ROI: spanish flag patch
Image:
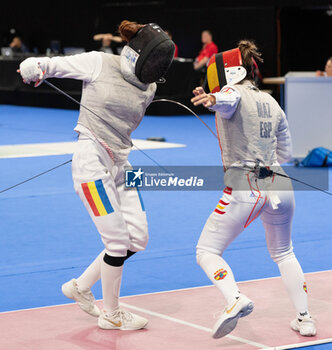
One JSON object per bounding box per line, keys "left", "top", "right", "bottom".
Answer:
{"left": 81, "top": 180, "right": 114, "bottom": 216}
{"left": 214, "top": 199, "right": 229, "bottom": 215}
{"left": 214, "top": 268, "right": 228, "bottom": 280}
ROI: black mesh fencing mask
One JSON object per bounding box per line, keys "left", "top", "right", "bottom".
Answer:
{"left": 128, "top": 23, "right": 175, "bottom": 83}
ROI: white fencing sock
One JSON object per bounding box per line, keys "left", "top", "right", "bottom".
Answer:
{"left": 76, "top": 250, "right": 105, "bottom": 291}
{"left": 101, "top": 260, "right": 123, "bottom": 313}
{"left": 278, "top": 257, "right": 309, "bottom": 317}
{"left": 197, "top": 250, "right": 240, "bottom": 305}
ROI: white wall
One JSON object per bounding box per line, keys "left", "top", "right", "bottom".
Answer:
{"left": 285, "top": 72, "right": 332, "bottom": 158}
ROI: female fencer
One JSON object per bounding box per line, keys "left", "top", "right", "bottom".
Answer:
{"left": 191, "top": 40, "right": 316, "bottom": 339}
{"left": 19, "top": 20, "right": 175, "bottom": 330}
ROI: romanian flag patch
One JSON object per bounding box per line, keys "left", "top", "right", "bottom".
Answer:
{"left": 81, "top": 180, "right": 114, "bottom": 216}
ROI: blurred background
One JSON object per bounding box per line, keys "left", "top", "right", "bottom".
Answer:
{"left": 0, "top": 0, "right": 332, "bottom": 114}
{"left": 1, "top": 1, "right": 332, "bottom": 72}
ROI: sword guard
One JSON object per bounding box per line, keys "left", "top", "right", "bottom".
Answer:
{"left": 253, "top": 159, "right": 273, "bottom": 179}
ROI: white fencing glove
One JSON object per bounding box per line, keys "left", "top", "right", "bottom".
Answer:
{"left": 18, "top": 57, "right": 46, "bottom": 87}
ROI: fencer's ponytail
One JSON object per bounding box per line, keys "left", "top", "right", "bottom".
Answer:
{"left": 118, "top": 20, "right": 144, "bottom": 42}
{"left": 238, "top": 40, "right": 263, "bottom": 79}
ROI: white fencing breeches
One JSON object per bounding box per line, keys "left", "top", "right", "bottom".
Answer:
{"left": 197, "top": 179, "right": 295, "bottom": 264}
{"left": 196, "top": 178, "right": 311, "bottom": 315}
{"left": 72, "top": 136, "right": 148, "bottom": 257}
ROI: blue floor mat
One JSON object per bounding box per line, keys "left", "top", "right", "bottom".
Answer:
{"left": 0, "top": 105, "right": 331, "bottom": 315}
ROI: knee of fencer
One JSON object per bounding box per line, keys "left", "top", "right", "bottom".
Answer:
{"left": 270, "top": 247, "right": 295, "bottom": 264}
{"left": 196, "top": 248, "right": 203, "bottom": 266}
{"left": 196, "top": 248, "right": 218, "bottom": 266}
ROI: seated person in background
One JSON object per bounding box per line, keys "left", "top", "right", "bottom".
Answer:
{"left": 165, "top": 30, "right": 178, "bottom": 58}
{"left": 93, "top": 33, "right": 123, "bottom": 54}
{"left": 194, "top": 30, "right": 218, "bottom": 71}
{"left": 315, "top": 57, "right": 332, "bottom": 76}
{"left": 9, "top": 36, "right": 29, "bottom": 53}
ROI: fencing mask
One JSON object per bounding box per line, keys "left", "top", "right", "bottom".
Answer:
{"left": 121, "top": 23, "right": 175, "bottom": 84}
{"left": 206, "top": 48, "right": 247, "bottom": 93}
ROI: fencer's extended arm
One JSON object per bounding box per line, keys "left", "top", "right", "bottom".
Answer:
{"left": 209, "top": 86, "right": 241, "bottom": 119}
{"left": 19, "top": 51, "right": 103, "bottom": 85}
{"left": 93, "top": 33, "right": 123, "bottom": 43}
{"left": 276, "top": 111, "right": 292, "bottom": 164}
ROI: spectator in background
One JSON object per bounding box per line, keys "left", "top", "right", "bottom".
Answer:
{"left": 165, "top": 30, "right": 178, "bottom": 58}
{"left": 93, "top": 33, "right": 123, "bottom": 54}
{"left": 9, "top": 36, "right": 29, "bottom": 53}
{"left": 194, "top": 30, "right": 218, "bottom": 71}
{"left": 315, "top": 57, "right": 332, "bottom": 77}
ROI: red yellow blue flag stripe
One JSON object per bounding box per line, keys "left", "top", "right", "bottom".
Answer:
{"left": 81, "top": 180, "right": 114, "bottom": 216}
{"left": 137, "top": 188, "right": 145, "bottom": 212}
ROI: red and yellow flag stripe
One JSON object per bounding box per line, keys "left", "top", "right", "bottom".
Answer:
{"left": 214, "top": 199, "right": 229, "bottom": 215}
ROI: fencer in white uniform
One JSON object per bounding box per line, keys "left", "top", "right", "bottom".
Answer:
{"left": 191, "top": 41, "right": 316, "bottom": 338}
{"left": 19, "top": 21, "right": 175, "bottom": 331}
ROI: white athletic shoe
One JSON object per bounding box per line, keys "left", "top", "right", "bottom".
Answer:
{"left": 61, "top": 279, "right": 100, "bottom": 317}
{"left": 291, "top": 314, "right": 316, "bottom": 336}
{"left": 211, "top": 294, "right": 254, "bottom": 339}
{"left": 98, "top": 308, "right": 148, "bottom": 330}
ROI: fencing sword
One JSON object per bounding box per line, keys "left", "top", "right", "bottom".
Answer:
{"left": 151, "top": 98, "right": 332, "bottom": 197}
{"left": 151, "top": 98, "right": 218, "bottom": 139}
{"left": 43, "top": 80, "right": 169, "bottom": 173}
{"left": 0, "top": 79, "right": 171, "bottom": 195}
{"left": 1, "top": 82, "right": 331, "bottom": 196}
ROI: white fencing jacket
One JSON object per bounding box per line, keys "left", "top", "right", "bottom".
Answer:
{"left": 38, "top": 51, "right": 157, "bottom": 163}
{"left": 210, "top": 80, "right": 292, "bottom": 169}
